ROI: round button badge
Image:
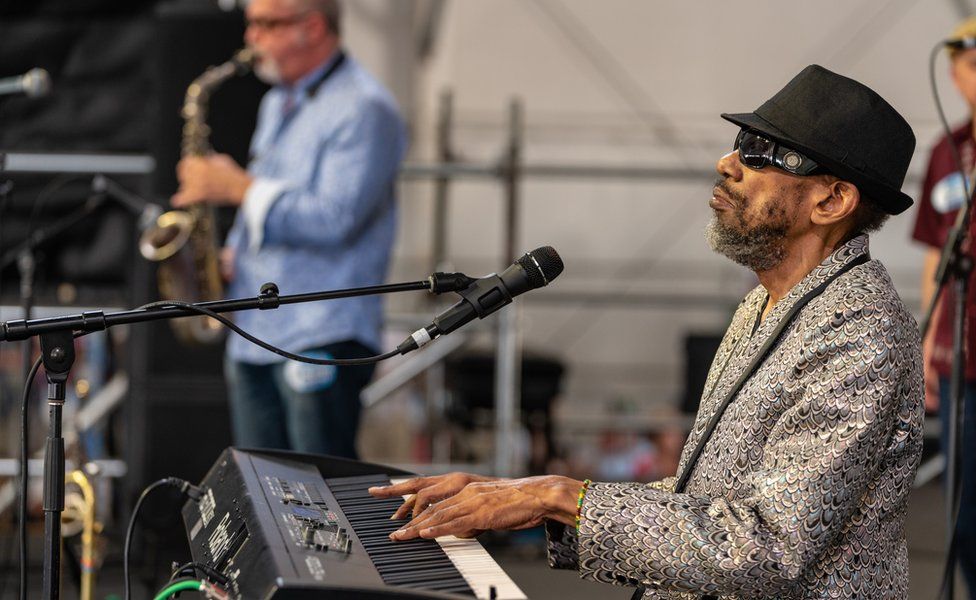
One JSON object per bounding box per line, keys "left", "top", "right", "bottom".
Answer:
{"left": 783, "top": 151, "right": 803, "bottom": 171}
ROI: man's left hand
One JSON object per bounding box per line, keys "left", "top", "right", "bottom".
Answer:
{"left": 388, "top": 475, "right": 581, "bottom": 541}
{"left": 171, "top": 154, "right": 253, "bottom": 208}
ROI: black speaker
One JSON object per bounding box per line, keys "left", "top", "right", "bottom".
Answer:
{"left": 0, "top": 3, "right": 157, "bottom": 307}
{"left": 681, "top": 333, "right": 723, "bottom": 414}
{"left": 444, "top": 352, "right": 565, "bottom": 473}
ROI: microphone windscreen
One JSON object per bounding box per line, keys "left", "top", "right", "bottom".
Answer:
{"left": 518, "top": 246, "right": 564, "bottom": 288}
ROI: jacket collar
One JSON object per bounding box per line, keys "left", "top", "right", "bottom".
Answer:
{"left": 744, "top": 234, "right": 870, "bottom": 347}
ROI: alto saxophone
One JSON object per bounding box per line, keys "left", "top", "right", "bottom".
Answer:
{"left": 139, "top": 48, "right": 255, "bottom": 344}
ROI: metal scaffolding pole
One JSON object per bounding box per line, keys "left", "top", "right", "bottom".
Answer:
{"left": 494, "top": 99, "right": 524, "bottom": 477}
{"left": 431, "top": 90, "right": 454, "bottom": 272}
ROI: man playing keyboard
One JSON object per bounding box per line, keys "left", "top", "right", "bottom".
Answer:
{"left": 370, "top": 65, "right": 924, "bottom": 600}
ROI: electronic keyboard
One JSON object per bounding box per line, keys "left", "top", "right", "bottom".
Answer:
{"left": 182, "top": 448, "right": 527, "bottom": 599}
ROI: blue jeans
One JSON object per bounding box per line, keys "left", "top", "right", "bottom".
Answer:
{"left": 224, "top": 340, "right": 376, "bottom": 458}
{"left": 939, "top": 376, "right": 976, "bottom": 591}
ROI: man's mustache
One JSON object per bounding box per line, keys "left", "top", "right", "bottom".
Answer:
{"left": 713, "top": 178, "right": 747, "bottom": 208}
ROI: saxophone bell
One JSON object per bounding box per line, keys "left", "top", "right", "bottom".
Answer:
{"left": 138, "top": 210, "right": 195, "bottom": 262}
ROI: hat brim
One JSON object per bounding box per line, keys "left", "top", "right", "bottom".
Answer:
{"left": 721, "top": 112, "right": 913, "bottom": 214}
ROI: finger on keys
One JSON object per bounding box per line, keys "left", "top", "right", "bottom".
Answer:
{"left": 412, "top": 486, "right": 447, "bottom": 518}
{"left": 393, "top": 510, "right": 472, "bottom": 541}
{"left": 391, "top": 495, "right": 417, "bottom": 520}
{"left": 390, "top": 507, "right": 438, "bottom": 540}
{"left": 393, "top": 495, "right": 466, "bottom": 540}
{"left": 391, "top": 517, "right": 437, "bottom": 540}
{"left": 368, "top": 477, "right": 427, "bottom": 497}
{"left": 417, "top": 518, "right": 477, "bottom": 539}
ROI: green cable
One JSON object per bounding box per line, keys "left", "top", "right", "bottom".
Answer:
{"left": 152, "top": 580, "right": 202, "bottom": 600}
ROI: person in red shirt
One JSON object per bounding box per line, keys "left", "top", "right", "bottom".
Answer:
{"left": 912, "top": 15, "right": 976, "bottom": 591}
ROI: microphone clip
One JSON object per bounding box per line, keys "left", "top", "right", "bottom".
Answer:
{"left": 428, "top": 271, "right": 477, "bottom": 294}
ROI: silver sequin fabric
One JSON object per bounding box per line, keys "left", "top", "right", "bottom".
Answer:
{"left": 547, "top": 235, "right": 924, "bottom": 599}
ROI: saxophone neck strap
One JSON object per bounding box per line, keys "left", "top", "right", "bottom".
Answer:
{"left": 305, "top": 50, "right": 347, "bottom": 98}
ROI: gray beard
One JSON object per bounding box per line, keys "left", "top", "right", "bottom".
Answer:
{"left": 705, "top": 216, "right": 790, "bottom": 272}
{"left": 253, "top": 55, "right": 284, "bottom": 85}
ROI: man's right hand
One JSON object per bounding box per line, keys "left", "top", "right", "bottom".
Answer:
{"left": 171, "top": 154, "right": 252, "bottom": 208}
{"left": 368, "top": 472, "right": 502, "bottom": 520}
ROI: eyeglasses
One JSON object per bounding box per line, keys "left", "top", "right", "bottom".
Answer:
{"left": 733, "top": 129, "right": 823, "bottom": 176}
{"left": 245, "top": 12, "right": 310, "bottom": 31}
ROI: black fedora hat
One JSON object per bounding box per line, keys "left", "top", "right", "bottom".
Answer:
{"left": 721, "top": 64, "right": 915, "bottom": 214}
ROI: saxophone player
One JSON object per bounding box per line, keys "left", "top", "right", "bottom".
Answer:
{"left": 171, "top": 0, "right": 407, "bottom": 458}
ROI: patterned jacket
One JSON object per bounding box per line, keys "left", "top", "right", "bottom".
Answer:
{"left": 547, "top": 235, "right": 924, "bottom": 599}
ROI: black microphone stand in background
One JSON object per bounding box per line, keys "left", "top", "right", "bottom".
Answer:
{"left": 0, "top": 175, "right": 157, "bottom": 600}
{"left": 921, "top": 160, "right": 976, "bottom": 600}
{"left": 0, "top": 175, "right": 154, "bottom": 393}
{"left": 0, "top": 174, "right": 160, "bottom": 378}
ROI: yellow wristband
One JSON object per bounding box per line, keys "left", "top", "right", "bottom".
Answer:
{"left": 575, "top": 479, "right": 591, "bottom": 531}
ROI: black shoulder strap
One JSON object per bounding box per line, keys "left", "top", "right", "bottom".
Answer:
{"left": 673, "top": 252, "right": 869, "bottom": 493}
{"left": 305, "top": 50, "right": 346, "bottom": 98}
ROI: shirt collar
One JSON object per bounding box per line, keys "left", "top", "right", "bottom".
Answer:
{"left": 280, "top": 49, "right": 343, "bottom": 99}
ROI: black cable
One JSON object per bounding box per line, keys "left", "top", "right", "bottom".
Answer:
{"left": 939, "top": 478, "right": 963, "bottom": 599}
{"left": 137, "top": 300, "right": 400, "bottom": 366}
{"left": 169, "top": 561, "right": 228, "bottom": 586}
{"left": 15, "top": 295, "right": 400, "bottom": 599}
{"left": 924, "top": 40, "right": 971, "bottom": 342}
{"left": 928, "top": 38, "right": 974, "bottom": 600}
{"left": 0, "top": 181, "right": 16, "bottom": 600}
{"left": 0, "top": 175, "right": 17, "bottom": 600}
{"left": 18, "top": 355, "right": 41, "bottom": 600}
{"left": 124, "top": 477, "right": 202, "bottom": 600}
{"left": 154, "top": 576, "right": 201, "bottom": 599}
{"left": 15, "top": 334, "right": 93, "bottom": 600}
{"left": 930, "top": 41, "right": 971, "bottom": 209}
{"left": 11, "top": 174, "right": 89, "bottom": 600}
{"left": 16, "top": 305, "right": 396, "bottom": 599}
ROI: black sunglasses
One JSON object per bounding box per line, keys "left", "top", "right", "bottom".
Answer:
{"left": 734, "top": 129, "right": 823, "bottom": 176}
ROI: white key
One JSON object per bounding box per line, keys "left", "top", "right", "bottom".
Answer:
{"left": 391, "top": 478, "right": 527, "bottom": 600}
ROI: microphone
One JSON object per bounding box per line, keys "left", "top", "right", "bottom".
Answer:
{"left": 0, "top": 68, "right": 51, "bottom": 98}
{"left": 398, "top": 246, "right": 564, "bottom": 354}
{"left": 946, "top": 38, "right": 976, "bottom": 50}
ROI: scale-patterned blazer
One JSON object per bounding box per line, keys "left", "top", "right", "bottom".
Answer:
{"left": 548, "top": 235, "right": 924, "bottom": 599}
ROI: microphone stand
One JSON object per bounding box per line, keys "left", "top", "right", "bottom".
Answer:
{"left": 0, "top": 175, "right": 163, "bottom": 276}
{"left": 0, "top": 182, "right": 113, "bottom": 407}
{"left": 0, "top": 175, "right": 167, "bottom": 599}
{"left": 922, "top": 161, "right": 976, "bottom": 600}
{"left": 0, "top": 272, "right": 479, "bottom": 600}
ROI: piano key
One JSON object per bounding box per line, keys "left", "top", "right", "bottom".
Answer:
{"left": 378, "top": 479, "right": 527, "bottom": 600}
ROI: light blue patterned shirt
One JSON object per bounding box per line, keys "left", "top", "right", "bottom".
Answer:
{"left": 224, "top": 50, "right": 407, "bottom": 364}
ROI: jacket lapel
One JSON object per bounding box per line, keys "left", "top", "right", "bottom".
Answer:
{"left": 676, "top": 235, "right": 872, "bottom": 480}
